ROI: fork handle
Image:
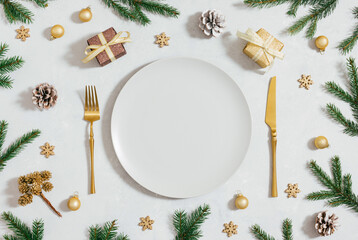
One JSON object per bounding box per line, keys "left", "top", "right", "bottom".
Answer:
{"left": 90, "top": 122, "right": 96, "bottom": 194}
{"left": 271, "top": 130, "right": 277, "bottom": 197}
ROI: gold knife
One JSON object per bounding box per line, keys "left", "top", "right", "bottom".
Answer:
{"left": 265, "top": 76, "right": 277, "bottom": 197}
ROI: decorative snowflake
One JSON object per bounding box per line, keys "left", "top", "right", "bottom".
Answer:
{"left": 285, "top": 183, "right": 301, "bottom": 198}
{"left": 139, "top": 216, "right": 154, "bottom": 231}
{"left": 40, "top": 142, "right": 55, "bottom": 158}
{"left": 222, "top": 221, "right": 238, "bottom": 237}
{"left": 298, "top": 74, "right": 313, "bottom": 90}
{"left": 16, "top": 26, "right": 30, "bottom": 41}
{"left": 155, "top": 32, "right": 170, "bottom": 48}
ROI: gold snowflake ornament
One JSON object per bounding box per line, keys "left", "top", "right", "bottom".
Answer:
{"left": 40, "top": 142, "right": 55, "bottom": 158}
{"left": 16, "top": 26, "right": 30, "bottom": 41}
{"left": 285, "top": 183, "right": 301, "bottom": 198}
{"left": 222, "top": 221, "right": 238, "bottom": 237}
{"left": 139, "top": 216, "right": 154, "bottom": 231}
{"left": 298, "top": 74, "right": 313, "bottom": 90}
{"left": 155, "top": 32, "right": 170, "bottom": 48}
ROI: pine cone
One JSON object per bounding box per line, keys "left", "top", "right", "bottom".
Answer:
{"left": 42, "top": 182, "right": 53, "bottom": 192}
{"left": 18, "top": 183, "right": 29, "bottom": 194}
{"left": 30, "top": 182, "right": 42, "bottom": 195}
{"left": 18, "top": 194, "right": 33, "bottom": 206}
{"left": 315, "top": 211, "right": 338, "bottom": 236}
{"left": 32, "top": 83, "right": 58, "bottom": 110}
{"left": 40, "top": 170, "right": 52, "bottom": 181}
{"left": 199, "top": 9, "right": 226, "bottom": 37}
{"left": 18, "top": 175, "right": 27, "bottom": 185}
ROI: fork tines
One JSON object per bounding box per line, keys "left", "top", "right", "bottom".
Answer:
{"left": 85, "top": 86, "right": 99, "bottom": 112}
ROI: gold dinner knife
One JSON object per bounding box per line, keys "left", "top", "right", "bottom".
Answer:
{"left": 265, "top": 76, "right": 277, "bottom": 197}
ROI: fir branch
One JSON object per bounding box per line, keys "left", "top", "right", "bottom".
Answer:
{"left": 325, "top": 81, "right": 354, "bottom": 103}
{"left": 307, "top": 157, "right": 358, "bottom": 213}
{"left": 338, "top": 7, "right": 358, "bottom": 55}
{"left": 0, "top": 120, "right": 8, "bottom": 152}
{"left": 0, "top": 121, "right": 40, "bottom": 172}
{"left": 89, "top": 225, "right": 103, "bottom": 240}
{"left": 282, "top": 219, "right": 293, "bottom": 240}
{"left": 251, "top": 219, "right": 293, "bottom": 240}
{"left": 88, "top": 220, "right": 129, "bottom": 240}
{"left": 173, "top": 204, "right": 211, "bottom": 240}
{"left": 0, "top": 74, "right": 13, "bottom": 89}
{"left": 133, "top": 0, "right": 179, "bottom": 17}
{"left": 32, "top": 219, "right": 44, "bottom": 240}
{"left": 103, "top": 220, "right": 118, "bottom": 240}
{"left": 1, "top": 212, "right": 33, "bottom": 240}
{"left": 326, "top": 104, "right": 358, "bottom": 136}
{"left": 251, "top": 224, "right": 276, "bottom": 240}
{"left": 28, "top": 0, "right": 48, "bottom": 8}
{"left": 102, "top": 0, "right": 137, "bottom": 21}
{"left": 1, "top": 0, "right": 34, "bottom": 24}
{"left": 0, "top": 43, "right": 9, "bottom": 59}
{"left": 243, "top": 0, "right": 291, "bottom": 8}
{"left": 0, "top": 56, "right": 24, "bottom": 75}
{"left": 115, "top": 233, "right": 129, "bottom": 240}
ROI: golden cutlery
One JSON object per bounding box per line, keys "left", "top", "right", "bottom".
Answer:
{"left": 265, "top": 76, "right": 277, "bottom": 197}
{"left": 84, "top": 86, "right": 100, "bottom": 194}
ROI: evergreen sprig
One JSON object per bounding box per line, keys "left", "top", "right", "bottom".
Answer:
{"left": 1, "top": 211, "right": 44, "bottom": 240}
{"left": 89, "top": 220, "right": 129, "bottom": 240}
{"left": 307, "top": 156, "right": 358, "bottom": 213}
{"left": 173, "top": 204, "right": 211, "bottom": 240}
{"left": 250, "top": 219, "right": 293, "bottom": 240}
{"left": 325, "top": 58, "right": 358, "bottom": 136}
{"left": 0, "top": 0, "right": 48, "bottom": 24}
{"left": 244, "top": 0, "right": 338, "bottom": 39}
{"left": 101, "top": 0, "right": 179, "bottom": 25}
{"left": 0, "top": 43, "right": 24, "bottom": 89}
{"left": 0, "top": 120, "right": 41, "bottom": 172}
{"left": 338, "top": 7, "right": 358, "bottom": 54}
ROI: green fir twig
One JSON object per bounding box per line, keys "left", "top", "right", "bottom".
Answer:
{"left": 0, "top": 43, "right": 24, "bottom": 89}
{"left": 1, "top": 211, "right": 44, "bottom": 240}
{"left": 307, "top": 156, "right": 358, "bottom": 213}
{"left": 325, "top": 58, "right": 358, "bottom": 136}
{"left": 173, "top": 204, "right": 211, "bottom": 240}
{"left": 338, "top": 7, "right": 358, "bottom": 54}
{"left": 88, "top": 220, "right": 129, "bottom": 240}
{"left": 0, "top": 120, "right": 41, "bottom": 172}
{"left": 250, "top": 219, "right": 293, "bottom": 240}
{"left": 101, "top": 0, "right": 179, "bottom": 26}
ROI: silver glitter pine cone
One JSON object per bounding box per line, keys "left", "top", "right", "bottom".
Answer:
{"left": 199, "top": 9, "right": 226, "bottom": 37}
{"left": 315, "top": 211, "right": 338, "bottom": 237}
{"left": 32, "top": 83, "right": 58, "bottom": 110}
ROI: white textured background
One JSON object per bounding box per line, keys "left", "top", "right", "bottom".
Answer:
{"left": 1, "top": 0, "right": 358, "bottom": 239}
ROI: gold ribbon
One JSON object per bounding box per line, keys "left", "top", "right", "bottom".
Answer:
{"left": 236, "top": 28, "right": 284, "bottom": 67}
{"left": 82, "top": 31, "right": 131, "bottom": 64}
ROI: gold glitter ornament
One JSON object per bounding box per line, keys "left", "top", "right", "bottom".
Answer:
{"left": 79, "top": 7, "right": 92, "bottom": 22}
{"left": 50, "top": 25, "right": 65, "bottom": 39}
{"left": 314, "top": 136, "right": 329, "bottom": 149}
{"left": 235, "top": 193, "right": 249, "bottom": 209}
{"left": 67, "top": 193, "right": 81, "bottom": 211}
{"left": 315, "top": 36, "right": 329, "bottom": 53}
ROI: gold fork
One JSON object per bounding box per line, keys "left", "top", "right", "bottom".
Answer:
{"left": 84, "top": 86, "right": 100, "bottom": 194}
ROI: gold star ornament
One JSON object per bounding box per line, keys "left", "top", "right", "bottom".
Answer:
{"left": 40, "top": 142, "right": 55, "bottom": 158}
{"left": 16, "top": 26, "right": 30, "bottom": 41}
{"left": 155, "top": 32, "right": 170, "bottom": 48}
{"left": 139, "top": 216, "right": 154, "bottom": 231}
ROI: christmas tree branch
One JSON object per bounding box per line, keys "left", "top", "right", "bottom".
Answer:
{"left": 251, "top": 219, "right": 293, "bottom": 240}
{"left": 0, "top": 43, "right": 24, "bottom": 89}
{"left": 307, "top": 156, "right": 358, "bottom": 213}
{"left": 338, "top": 7, "right": 358, "bottom": 55}
{"left": 88, "top": 220, "right": 129, "bottom": 240}
{"left": 28, "top": 0, "right": 48, "bottom": 8}
{"left": 0, "top": 0, "right": 34, "bottom": 24}
{"left": 31, "top": 219, "right": 44, "bottom": 240}
{"left": 1, "top": 212, "right": 33, "bottom": 240}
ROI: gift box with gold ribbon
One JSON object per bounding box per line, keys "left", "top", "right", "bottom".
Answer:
{"left": 82, "top": 27, "right": 131, "bottom": 66}
{"left": 237, "top": 28, "right": 284, "bottom": 68}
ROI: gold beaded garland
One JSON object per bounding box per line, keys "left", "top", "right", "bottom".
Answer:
{"left": 314, "top": 136, "right": 329, "bottom": 149}
{"left": 315, "top": 36, "right": 329, "bottom": 53}
{"left": 235, "top": 193, "right": 249, "bottom": 209}
{"left": 50, "top": 25, "right": 65, "bottom": 39}
{"left": 79, "top": 7, "right": 92, "bottom": 22}
{"left": 67, "top": 193, "right": 81, "bottom": 211}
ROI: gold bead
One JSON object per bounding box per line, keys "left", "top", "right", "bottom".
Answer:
{"left": 315, "top": 36, "right": 329, "bottom": 53}
{"left": 50, "top": 24, "right": 64, "bottom": 39}
{"left": 67, "top": 194, "right": 81, "bottom": 211}
{"left": 79, "top": 7, "right": 92, "bottom": 22}
{"left": 314, "top": 136, "right": 329, "bottom": 149}
{"left": 235, "top": 194, "right": 249, "bottom": 209}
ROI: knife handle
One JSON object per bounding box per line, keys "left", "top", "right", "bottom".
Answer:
{"left": 271, "top": 130, "right": 278, "bottom": 197}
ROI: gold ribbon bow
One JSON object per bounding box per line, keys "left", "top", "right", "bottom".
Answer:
{"left": 236, "top": 28, "right": 284, "bottom": 67}
{"left": 82, "top": 31, "right": 131, "bottom": 64}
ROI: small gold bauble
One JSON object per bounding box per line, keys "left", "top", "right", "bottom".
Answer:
{"left": 67, "top": 194, "right": 81, "bottom": 211}
{"left": 50, "top": 24, "right": 65, "bottom": 39}
{"left": 314, "top": 136, "right": 329, "bottom": 149}
{"left": 79, "top": 7, "right": 92, "bottom": 22}
{"left": 315, "top": 36, "right": 329, "bottom": 53}
{"left": 235, "top": 194, "right": 249, "bottom": 209}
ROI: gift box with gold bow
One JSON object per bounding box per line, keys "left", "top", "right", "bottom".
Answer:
{"left": 237, "top": 28, "right": 284, "bottom": 68}
{"left": 82, "top": 27, "right": 131, "bottom": 66}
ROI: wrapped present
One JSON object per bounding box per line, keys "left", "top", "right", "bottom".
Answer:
{"left": 237, "top": 28, "right": 284, "bottom": 68}
{"left": 82, "top": 27, "right": 131, "bottom": 66}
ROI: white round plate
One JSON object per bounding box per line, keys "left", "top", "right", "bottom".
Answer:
{"left": 111, "top": 58, "right": 251, "bottom": 198}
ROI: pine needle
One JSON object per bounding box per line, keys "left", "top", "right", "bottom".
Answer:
{"left": 88, "top": 220, "right": 129, "bottom": 240}
{"left": 1, "top": 212, "right": 33, "bottom": 240}
{"left": 282, "top": 219, "right": 293, "bottom": 240}
{"left": 251, "top": 219, "right": 293, "bottom": 240}
{"left": 1, "top": 0, "right": 34, "bottom": 24}
{"left": 28, "top": 0, "right": 48, "bottom": 8}
{"left": 0, "top": 75, "right": 13, "bottom": 89}
{"left": 250, "top": 224, "right": 276, "bottom": 240}
{"left": 0, "top": 42, "right": 24, "bottom": 89}
{"left": 338, "top": 7, "right": 358, "bottom": 55}
{"left": 32, "top": 219, "right": 44, "bottom": 240}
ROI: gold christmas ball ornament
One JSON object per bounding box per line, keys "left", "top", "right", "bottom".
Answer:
{"left": 79, "top": 7, "right": 92, "bottom": 22}
{"left": 314, "top": 136, "right": 329, "bottom": 149}
{"left": 67, "top": 193, "right": 81, "bottom": 211}
{"left": 50, "top": 24, "right": 64, "bottom": 40}
{"left": 235, "top": 193, "right": 249, "bottom": 209}
{"left": 315, "top": 36, "right": 329, "bottom": 53}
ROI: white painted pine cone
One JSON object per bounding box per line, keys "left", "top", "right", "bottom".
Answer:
{"left": 199, "top": 9, "right": 226, "bottom": 37}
